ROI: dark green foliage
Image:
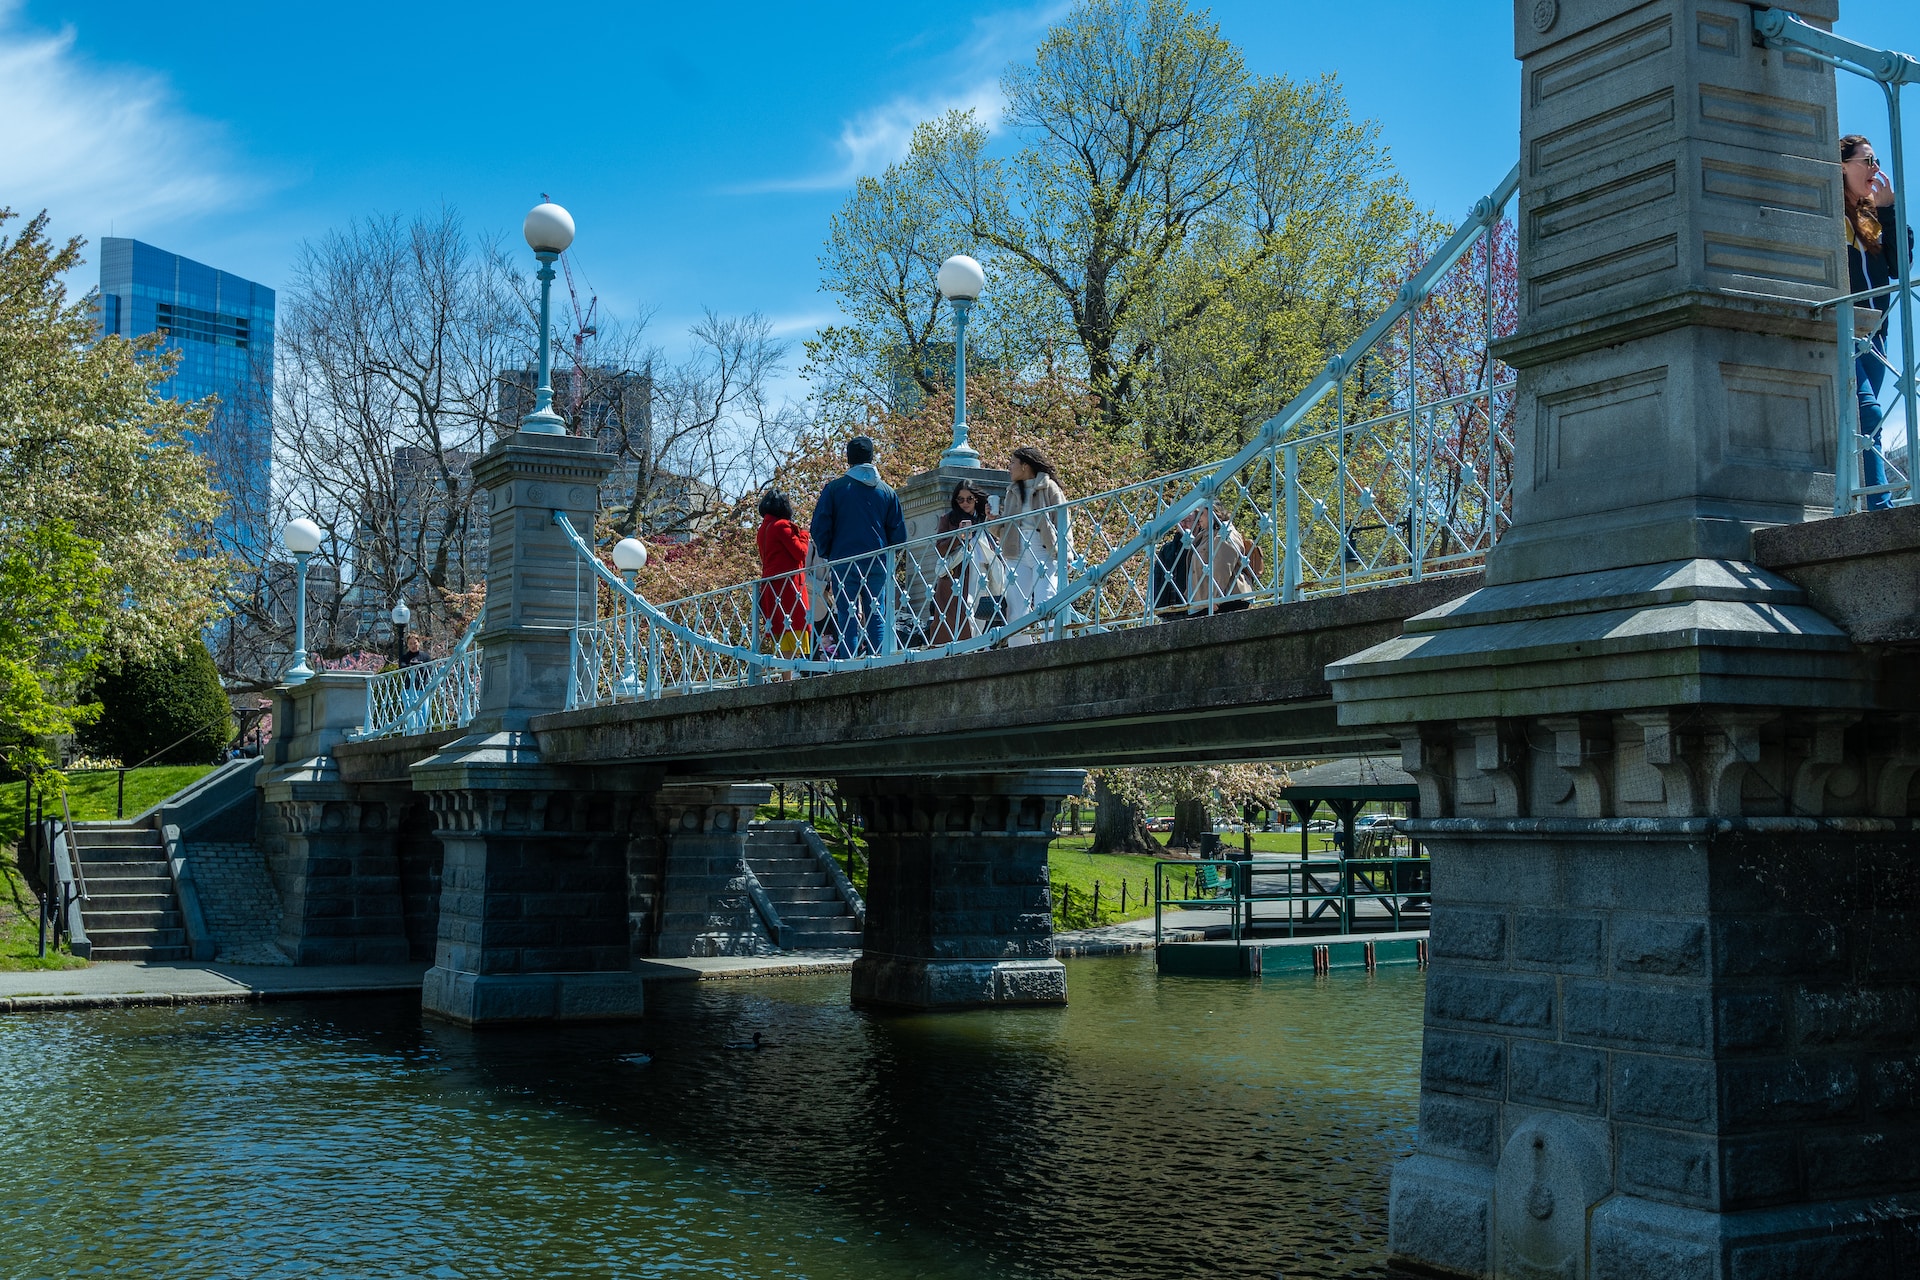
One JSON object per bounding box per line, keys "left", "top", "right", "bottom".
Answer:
{"left": 81, "top": 644, "right": 232, "bottom": 766}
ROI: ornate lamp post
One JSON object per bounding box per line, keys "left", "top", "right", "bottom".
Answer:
{"left": 519, "top": 201, "right": 577, "bottom": 435}
{"left": 937, "top": 254, "right": 986, "bottom": 467}
{"left": 390, "top": 598, "right": 411, "bottom": 665}
{"left": 611, "top": 537, "right": 649, "bottom": 696}
{"left": 282, "top": 517, "right": 324, "bottom": 684}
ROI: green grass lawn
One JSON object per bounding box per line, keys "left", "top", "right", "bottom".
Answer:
{"left": 763, "top": 804, "right": 1364, "bottom": 933}
{"left": 0, "top": 765, "right": 216, "bottom": 847}
{"left": 0, "top": 765, "right": 216, "bottom": 972}
{"left": 0, "top": 842, "right": 87, "bottom": 971}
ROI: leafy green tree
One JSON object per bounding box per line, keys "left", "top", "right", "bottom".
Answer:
{"left": 813, "top": 0, "right": 1423, "bottom": 464}
{"left": 0, "top": 208, "right": 230, "bottom": 772}
{"left": 81, "top": 642, "right": 234, "bottom": 766}
{"left": 0, "top": 523, "right": 112, "bottom": 774}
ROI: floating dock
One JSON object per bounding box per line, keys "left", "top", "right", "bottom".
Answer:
{"left": 1157, "top": 929, "right": 1429, "bottom": 978}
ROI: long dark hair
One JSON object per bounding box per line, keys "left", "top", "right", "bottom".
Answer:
{"left": 758, "top": 489, "right": 794, "bottom": 522}
{"left": 1011, "top": 445, "right": 1057, "bottom": 481}
{"left": 1842, "top": 134, "right": 1884, "bottom": 254}
{"left": 947, "top": 482, "right": 985, "bottom": 522}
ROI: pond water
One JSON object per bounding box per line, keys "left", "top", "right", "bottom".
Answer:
{"left": 0, "top": 955, "right": 1423, "bottom": 1279}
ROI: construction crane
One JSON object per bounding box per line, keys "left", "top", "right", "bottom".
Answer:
{"left": 560, "top": 247, "right": 598, "bottom": 426}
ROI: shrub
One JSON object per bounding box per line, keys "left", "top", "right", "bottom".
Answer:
{"left": 80, "top": 643, "right": 232, "bottom": 766}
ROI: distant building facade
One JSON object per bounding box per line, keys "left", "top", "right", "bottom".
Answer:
{"left": 344, "top": 445, "right": 489, "bottom": 642}
{"left": 496, "top": 363, "right": 718, "bottom": 541}
{"left": 97, "top": 238, "right": 275, "bottom": 557}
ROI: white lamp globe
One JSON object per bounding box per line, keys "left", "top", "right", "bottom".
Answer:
{"left": 390, "top": 599, "right": 411, "bottom": 627}
{"left": 611, "top": 538, "right": 649, "bottom": 572}
{"left": 282, "top": 517, "right": 324, "bottom": 555}
{"left": 523, "top": 202, "right": 576, "bottom": 254}
{"left": 937, "top": 254, "right": 985, "bottom": 301}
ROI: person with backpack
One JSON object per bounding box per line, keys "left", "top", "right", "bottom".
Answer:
{"left": 808, "top": 435, "right": 907, "bottom": 658}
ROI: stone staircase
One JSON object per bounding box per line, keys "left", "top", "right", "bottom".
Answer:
{"left": 745, "top": 823, "right": 863, "bottom": 950}
{"left": 71, "top": 826, "right": 189, "bottom": 962}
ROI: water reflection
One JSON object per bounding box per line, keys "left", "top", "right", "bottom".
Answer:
{"left": 0, "top": 956, "right": 1421, "bottom": 1279}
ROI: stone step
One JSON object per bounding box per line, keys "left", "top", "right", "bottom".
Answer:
{"left": 77, "top": 858, "right": 171, "bottom": 879}
{"left": 85, "top": 892, "right": 174, "bottom": 913}
{"left": 81, "top": 874, "right": 174, "bottom": 896}
{"left": 764, "top": 886, "right": 842, "bottom": 904}
{"left": 73, "top": 838, "right": 165, "bottom": 859}
{"left": 776, "top": 901, "right": 855, "bottom": 919}
{"left": 755, "top": 871, "right": 828, "bottom": 889}
{"left": 746, "top": 831, "right": 806, "bottom": 846}
{"left": 89, "top": 944, "right": 191, "bottom": 962}
{"left": 747, "top": 853, "right": 818, "bottom": 870}
{"left": 87, "top": 926, "right": 186, "bottom": 950}
{"left": 86, "top": 908, "right": 181, "bottom": 931}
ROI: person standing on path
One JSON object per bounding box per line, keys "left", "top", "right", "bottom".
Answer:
{"left": 1842, "top": 133, "right": 1908, "bottom": 511}
{"left": 755, "top": 489, "right": 811, "bottom": 660}
{"left": 808, "top": 435, "right": 907, "bottom": 658}
{"left": 999, "top": 444, "right": 1070, "bottom": 647}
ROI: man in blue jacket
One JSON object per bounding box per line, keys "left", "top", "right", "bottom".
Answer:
{"left": 809, "top": 435, "right": 907, "bottom": 658}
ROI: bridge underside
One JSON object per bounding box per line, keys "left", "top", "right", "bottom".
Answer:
{"left": 524, "top": 576, "right": 1476, "bottom": 779}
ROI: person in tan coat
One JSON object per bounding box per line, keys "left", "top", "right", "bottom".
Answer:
{"left": 999, "top": 445, "right": 1070, "bottom": 646}
{"left": 1184, "top": 500, "right": 1263, "bottom": 616}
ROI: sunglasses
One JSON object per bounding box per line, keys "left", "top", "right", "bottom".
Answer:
{"left": 1848, "top": 154, "right": 1881, "bottom": 169}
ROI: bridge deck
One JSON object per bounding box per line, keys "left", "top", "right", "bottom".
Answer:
{"left": 529, "top": 575, "right": 1479, "bottom": 778}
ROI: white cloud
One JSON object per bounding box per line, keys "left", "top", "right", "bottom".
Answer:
{"left": 765, "top": 309, "right": 839, "bottom": 339}
{"left": 0, "top": 3, "right": 252, "bottom": 244}
{"left": 726, "top": 2, "right": 1068, "bottom": 195}
{"left": 729, "top": 78, "right": 1005, "bottom": 195}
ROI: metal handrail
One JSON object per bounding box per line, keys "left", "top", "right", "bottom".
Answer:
{"left": 1757, "top": 10, "right": 1917, "bottom": 514}
{"left": 353, "top": 609, "right": 486, "bottom": 740}
{"left": 1152, "top": 855, "right": 1431, "bottom": 947}
{"left": 562, "top": 164, "right": 1522, "bottom": 703}
{"left": 57, "top": 788, "right": 89, "bottom": 904}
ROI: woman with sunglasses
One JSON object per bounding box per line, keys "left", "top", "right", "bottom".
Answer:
{"left": 929, "top": 481, "right": 996, "bottom": 645}
{"left": 1842, "top": 134, "right": 1907, "bottom": 510}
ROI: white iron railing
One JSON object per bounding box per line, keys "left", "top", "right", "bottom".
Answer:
{"left": 561, "top": 164, "right": 1521, "bottom": 707}
{"left": 353, "top": 612, "right": 485, "bottom": 740}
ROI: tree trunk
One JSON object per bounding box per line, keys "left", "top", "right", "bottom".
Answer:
{"left": 1069, "top": 799, "right": 1082, "bottom": 835}
{"left": 1088, "top": 776, "right": 1159, "bottom": 856}
{"left": 1170, "top": 797, "right": 1209, "bottom": 851}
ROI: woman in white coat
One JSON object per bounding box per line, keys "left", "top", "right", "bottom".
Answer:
{"left": 998, "top": 445, "right": 1070, "bottom": 647}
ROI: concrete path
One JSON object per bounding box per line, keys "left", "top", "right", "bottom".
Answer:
{"left": 0, "top": 951, "right": 866, "bottom": 1015}
{"left": 0, "top": 961, "right": 429, "bottom": 1012}
{"left": 1051, "top": 910, "right": 1214, "bottom": 957}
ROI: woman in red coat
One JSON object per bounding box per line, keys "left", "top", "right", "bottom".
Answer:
{"left": 756, "top": 490, "right": 810, "bottom": 657}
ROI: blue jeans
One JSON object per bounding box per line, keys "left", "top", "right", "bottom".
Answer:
{"left": 830, "top": 557, "right": 888, "bottom": 658}
{"left": 1857, "top": 337, "right": 1891, "bottom": 511}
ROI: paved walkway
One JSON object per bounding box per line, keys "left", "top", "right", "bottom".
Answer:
{"left": 1050, "top": 910, "right": 1214, "bottom": 957}
{"left": 0, "top": 961, "right": 429, "bottom": 1012}
{"left": 0, "top": 951, "right": 865, "bottom": 1014}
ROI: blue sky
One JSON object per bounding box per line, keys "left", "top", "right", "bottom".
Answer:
{"left": 3, "top": 0, "right": 1917, "bottom": 404}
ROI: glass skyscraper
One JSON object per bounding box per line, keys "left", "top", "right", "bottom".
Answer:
{"left": 97, "top": 238, "right": 275, "bottom": 556}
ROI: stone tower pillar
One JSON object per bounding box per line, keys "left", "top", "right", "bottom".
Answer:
{"left": 1488, "top": 0, "right": 1841, "bottom": 585}
{"left": 1328, "top": 3, "right": 1920, "bottom": 1276}
{"left": 412, "top": 431, "right": 660, "bottom": 1026}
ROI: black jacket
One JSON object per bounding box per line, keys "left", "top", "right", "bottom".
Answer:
{"left": 1848, "top": 204, "right": 1909, "bottom": 332}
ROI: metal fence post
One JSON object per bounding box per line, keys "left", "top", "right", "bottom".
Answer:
{"left": 1053, "top": 505, "right": 1070, "bottom": 640}
{"left": 1283, "top": 445, "right": 1301, "bottom": 604}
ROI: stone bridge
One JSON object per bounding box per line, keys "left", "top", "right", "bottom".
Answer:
{"left": 222, "top": 3, "right": 1920, "bottom": 1275}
